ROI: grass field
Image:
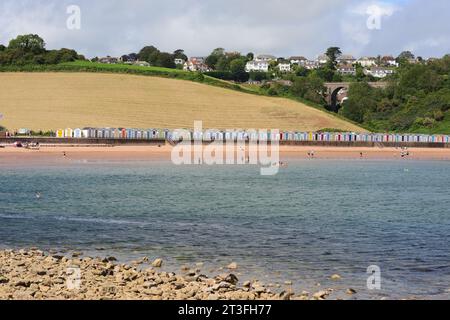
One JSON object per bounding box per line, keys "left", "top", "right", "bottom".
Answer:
{"left": 0, "top": 72, "right": 364, "bottom": 132}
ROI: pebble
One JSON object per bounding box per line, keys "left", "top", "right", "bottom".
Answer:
{"left": 227, "top": 262, "right": 238, "bottom": 270}
{"left": 152, "top": 259, "right": 163, "bottom": 268}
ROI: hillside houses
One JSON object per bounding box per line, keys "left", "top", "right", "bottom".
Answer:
{"left": 337, "top": 65, "right": 356, "bottom": 76}
{"left": 245, "top": 60, "right": 270, "bottom": 72}
{"left": 357, "top": 57, "right": 377, "bottom": 68}
{"left": 254, "top": 54, "right": 277, "bottom": 62}
{"left": 364, "top": 67, "right": 395, "bottom": 78}
{"left": 98, "top": 56, "right": 118, "bottom": 64}
{"left": 277, "top": 62, "right": 291, "bottom": 72}
{"left": 183, "top": 57, "right": 211, "bottom": 72}
{"left": 337, "top": 54, "right": 356, "bottom": 65}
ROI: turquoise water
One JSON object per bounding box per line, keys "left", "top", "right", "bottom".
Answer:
{"left": 0, "top": 160, "right": 449, "bottom": 299}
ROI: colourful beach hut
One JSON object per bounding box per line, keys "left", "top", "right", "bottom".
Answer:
{"left": 73, "top": 128, "right": 82, "bottom": 138}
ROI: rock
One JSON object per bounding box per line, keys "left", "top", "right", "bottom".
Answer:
{"left": 227, "top": 262, "right": 238, "bottom": 270}
{"left": 221, "top": 274, "right": 239, "bottom": 285}
{"left": 15, "top": 280, "right": 31, "bottom": 288}
{"left": 0, "top": 276, "right": 9, "bottom": 284}
{"left": 279, "top": 290, "right": 294, "bottom": 300}
{"left": 243, "top": 281, "right": 251, "bottom": 288}
{"left": 346, "top": 288, "right": 357, "bottom": 295}
{"left": 103, "top": 256, "right": 117, "bottom": 262}
{"left": 36, "top": 270, "right": 47, "bottom": 276}
{"left": 313, "top": 290, "right": 330, "bottom": 300}
{"left": 284, "top": 281, "right": 293, "bottom": 285}
{"left": 72, "top": 252, "right": 82, "bottom": 258}
{"left": 152, "top": 259, "right": 163, "bottom": 268}
{"left": 331, "top": 274, "right": 342, "bottom": 280}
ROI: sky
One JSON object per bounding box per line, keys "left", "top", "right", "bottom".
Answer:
{"left": 0, "top": 0, "right": 449, "bottom": 59}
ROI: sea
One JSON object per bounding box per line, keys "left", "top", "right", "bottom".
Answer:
{"left": 0, "top": 159, "right": 449, "bottom": 299}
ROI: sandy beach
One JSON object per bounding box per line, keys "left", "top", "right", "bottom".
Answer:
{"left": 1, "top": 144, "right": 450, "bottom": 165}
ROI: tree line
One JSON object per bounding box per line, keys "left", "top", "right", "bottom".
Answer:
{"left": 0, "top": 34, "right": 84, "bottom": 65}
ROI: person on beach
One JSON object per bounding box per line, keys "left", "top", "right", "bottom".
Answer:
{"left": 63, "top": 151, "right": 67, "bottom": 158}
{"left": 360, "top": 152, "right": 363, "bottom": 158}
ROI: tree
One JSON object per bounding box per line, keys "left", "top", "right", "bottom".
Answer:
{"left": 156, "top": 52, "right": 176, "bottom": 68}
{"left": 138, "top": 46, "right": 159, "bottom": 62}
{"left": 341, "top": 82, "right": 377, "bottom": 123}
{"left": 246, "top": 52, "right": 254, "bottom": 61}
{"left": 325, "top": 47, "right": 342, "bottom": 70}
{"left": 8, "top": 34, "right": 45, "bottom": 54}
{"left": 397, "top": 51, "right": 415, "bottom": 61}
{"left": 173, "top": 49, "right": 188, "bottom": 61}
{"left": 0, "top": 45, "right": 5, "bottom": 52}
{"left": 230, "top": 59, "right": 248, "bottom": 82}
{"left": 205, "top": 48, "right": 226, "bottom": 70}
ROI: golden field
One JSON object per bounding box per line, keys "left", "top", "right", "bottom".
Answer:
{"left": 0, "top": 72, "right": 364, "bottom": 132}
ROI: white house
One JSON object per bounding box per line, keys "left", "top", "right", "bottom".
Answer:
{"left": 304, "top": 60, "right": 319, "bottom": 70}
{"left": 365, "top": 67, "right": 395, "bottom": 78}
{"left": 245, "top": 60, "right": 270, "bottom": 72}
{"left": 289, "top": 56, "right": 308, "bottom": 65}
{"left": 277, "top": 62, "right": 291, "bottom": 72}
{"left": 337, "top": 65, "right": 356, "bottom": 76}
{"left": 357, "top": 57, "right": 377, "bottom": 68}
{"left": 254, "top": 54, "right": 276, "bottom": 62}
{"left": 381, "top": 56, "right": 398, "bottom": 67}
{"left": 317, "top": 54, "right": 329, "bottom": 65}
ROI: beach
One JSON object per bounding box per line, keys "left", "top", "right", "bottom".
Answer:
{"left": 0, "top": 249, "right": 336, "bottom": 300}
{"left": 1, "top": 144, "right": 450, "bottom": 165}
{"left": 1, "top": 144, "right": 450, "bottom": 300}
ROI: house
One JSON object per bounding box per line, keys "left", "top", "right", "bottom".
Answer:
{"left": 357, "top": 57, "right": 377, "bottom": 68}
{"left": 304, "top": 60, "right": 319, "bottom": 70}
{"left": 98, "top": 56, "right": 118, "bottom": 64}
{"left": 277, "top": 62, "right": 291, "bottom": 72}
{"left": 174, "top": 58, "right": 185, "bottom": 65}
{"left": 289, "top": 56, "right": 308, "bottom": 65}
{"left": 364, "top": 67, "right": 395, "bottom": 78}
{"left": 245, "top": 60, "right": 270, "bottom": 72}
{"left": 337, "top": 65, "right": 356, "bottom": 76}
{"left": 133, "top": 61, "right": 150, "bottom": 67}
{"left": 317, "top": 54, "right": 329, "bottom": 65}
{"left": 381, "top": 56, "right": 398, "bottom": 67}
{"left": 254, "top": 54, "right": 276, "bottom": 62}
{"left": 337, "top": 54, "right": 356, "bottom": 65}
{"left": 189, "top": 57, "right": 206, "bottom": 63}
{"left": 183, "top": 58, "right": 211, "bottom": 72}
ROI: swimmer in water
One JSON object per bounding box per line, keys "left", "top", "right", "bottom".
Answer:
{"left": 35, "top": 192, "right": 41, "bottom": 199}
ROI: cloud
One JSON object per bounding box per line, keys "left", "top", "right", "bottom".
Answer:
{"left": 0, "top": 0, "right": 448, "bottom": 59}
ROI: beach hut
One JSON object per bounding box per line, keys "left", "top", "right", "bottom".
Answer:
{"left": 56, "top": 129, "right": 64, "bottom": 138}
{"left": 73, "top": 128, "right": 82, "bottom": 138}
{"left": 64, "top": 128, "right": 73, "bottom": 138}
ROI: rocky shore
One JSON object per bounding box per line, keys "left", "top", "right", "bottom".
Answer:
{"left": 0, "top": 249, "right": 347, "bottom": 300}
